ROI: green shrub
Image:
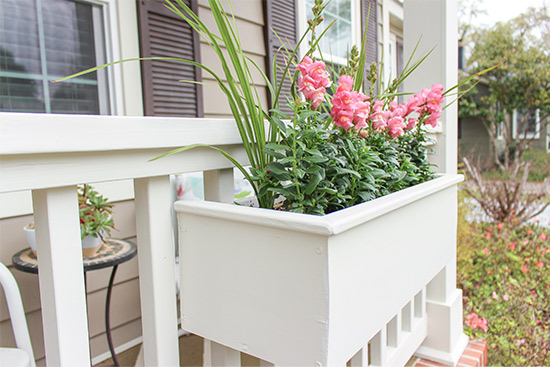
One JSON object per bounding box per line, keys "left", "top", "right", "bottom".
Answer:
{"left": 457, "top": 216, "right": 550, "bottom": 366}
{"left": 521, "top": 150, "right": 550, "bottom": 182}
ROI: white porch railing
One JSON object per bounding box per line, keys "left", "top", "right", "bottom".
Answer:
{"left": 1, "top": 112, "right": 468, "bottom": 366}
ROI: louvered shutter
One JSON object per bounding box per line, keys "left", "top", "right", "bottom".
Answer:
{"left": 362, "top": 0, "right": 378, "bottom": 66}
{"left": 264, "top": 0, "right": 298, "bottom": 117}
{"left": 137, "top": 0, "right": 203, "bottom": 117}
{"left": 362, "top": 0, "right": 378, "bottom": 90}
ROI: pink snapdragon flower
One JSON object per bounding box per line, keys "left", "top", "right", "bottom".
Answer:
{"left": 297, "top": 56, "right": 331, "bottom": 109}
{"left": 331, "top": 75, "right": 370, "bottom": 131}
{"left": 406, "top": 83, "right": 444, "bottom": 128}
{"left": 369, "top": 100, "right": 390, "bottom": 131}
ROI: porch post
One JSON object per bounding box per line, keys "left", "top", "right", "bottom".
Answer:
{"left": 403, "top": 0, "right": 458, "bottom": 175}
{"left": 32, "top": 186, "right": 91, "bottom": 366}
{"left": 134, "top": 176, "right": 179, "bottom": 366}
{"left": 403, "top": 1, "right": 468, "bottom": 365}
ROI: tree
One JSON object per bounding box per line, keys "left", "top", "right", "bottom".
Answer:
{"left": 458, "top": 6, "right": 550, "bottom": 172}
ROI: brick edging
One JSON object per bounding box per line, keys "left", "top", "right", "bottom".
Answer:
{"left": 412, "top": 340, "right": 488, "bottom": 367}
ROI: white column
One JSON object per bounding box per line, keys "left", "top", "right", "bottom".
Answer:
{"left": 403, "top": 0, "right": 458, "bottom": 174}
{"left": 32, "top": 186, "right": 90, "bottom": 366}
{"left": 134, "top": 176, "right": 179, "bottom": 366}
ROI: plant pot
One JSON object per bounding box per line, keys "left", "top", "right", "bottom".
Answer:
{"left": 24, "top": 226, "right": 104, "bottom": 258}
{"left": 81, "top": 235, "right": 103, "bottom": 258}
{"left": 23, "top": 226, "right": 37, "bottom": 256}
{"left": 174, "top": 174, "right": 463, "bottom": 366}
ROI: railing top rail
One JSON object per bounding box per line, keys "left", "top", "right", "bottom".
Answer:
{"left": 0, "top": 113, "right": 247, "bottom": 193}
{"left": 0, "top": 113, "right": 242, "bottom": 155}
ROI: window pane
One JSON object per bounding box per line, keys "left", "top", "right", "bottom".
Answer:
{"left": 516, "top": 108, "right": 537, "bottom": 135}
{"left": 50, "top": 82, "right": 99, "bottom": 114}
{"left": 306, "top": 0, "right": 352, "bottom": 63}
{"left": 0, "top": 0, "right": 42, "bottom": 74}
{"left": 0, "top": 77, "right": 46, "bottom": 112}
{"left": 42, "top": 0, "right": 97, "bottom": 79}
{"left": 0, "top": 0, "right": 106, "bottom": 114}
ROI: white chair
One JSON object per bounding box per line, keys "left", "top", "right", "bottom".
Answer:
{"left": 0, "top": 262, "right": 35, "bottom": 367}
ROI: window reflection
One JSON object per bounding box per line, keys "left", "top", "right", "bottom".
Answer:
{"left": 0, "top": 0, "right": 106, "bottom": 114}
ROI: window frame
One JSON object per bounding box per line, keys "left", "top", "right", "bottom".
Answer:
{"left": 297, "top": 0, "right": 362, "bottom": 66}
{"left": 513, "top": 108, "right": 540, "bottom": 139}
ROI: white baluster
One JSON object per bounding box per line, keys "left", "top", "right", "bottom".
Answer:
{"left": 350, "top": 344, "right": 368, "bottom": 367}
{"left": 204, "top": 168, "right": 235, "bottom": 203}
{"left": 414, "top": 289, "right": 425, "bottom": 319}
{"left": 207, "top": 340, "right": 241, "bottom": 367}
{"left": 134, "top": 176, "right": 179, "bottom": 366}
{"left": 202, "top": 168, "right": 236, "bottom": 366}
{"left": 32, "top": 186, "right": 90, "bottom": 366}
{"left": 368, "top": 328, "right": 387, "bottom": 366}
{"left": 387, "top": 313, "right": 402, "bottom": 348}
{"left": 402, "top": 301, "right": 412, "bottom": 332}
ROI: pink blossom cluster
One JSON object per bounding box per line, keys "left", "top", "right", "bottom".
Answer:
{"left": 367, "top": 83, "right": 445, "bottom": 138}
{"left": 407, "top": 83, "right": 445, "bottom": 128}
{"left": 465, "top": 312, "right": 488, "bottom": 332}
{"left": 330, "top": 75, "right": 370, "bottom": 131}
{"left": 297, "top": 56, "right": 332, "bottom": 109}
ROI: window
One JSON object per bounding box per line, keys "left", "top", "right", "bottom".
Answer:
{"left": 303, "top": 0, "right": 361, "bottom": 66}
{"left": 0, "top": 0, "right": 110, "bottom": 114}
{"left": 514, "top": 108, "right": 540, "bottom": 139}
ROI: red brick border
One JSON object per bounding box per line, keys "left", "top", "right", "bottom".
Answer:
{"left": 412, "top": 340, "right": 488, "bottom": 367}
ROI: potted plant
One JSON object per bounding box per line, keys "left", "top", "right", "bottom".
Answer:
{"left": 24, "top": 184, "right": 114, "bottom": 257}
{"left": 78, "top": 184, "right": 115, "bottom": 257}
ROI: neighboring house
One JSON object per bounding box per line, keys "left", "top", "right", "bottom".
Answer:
{"left": 458, "top": 74, "right": 550, "bottom": 169}
{"left": 0, "top": 0, "right": 408, "bottom": 364}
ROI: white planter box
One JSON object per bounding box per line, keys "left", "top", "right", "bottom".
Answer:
{"left": 175, "top": 174, "right": 463, "bottom": 366}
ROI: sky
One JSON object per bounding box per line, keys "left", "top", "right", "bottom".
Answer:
{"left": 475, "top": 0, "right": 548, "bottom": 26}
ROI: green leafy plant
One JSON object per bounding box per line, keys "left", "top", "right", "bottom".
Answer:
{"left": 457, "top": 218, "right": 550, "bottom": 366}
{"left": 78, "top": 184, "right": 114, "bottom": 240}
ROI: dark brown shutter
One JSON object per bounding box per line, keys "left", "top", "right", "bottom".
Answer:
{"left": 362, "top": 0, "right": 378, "bottom": 67}
{"left": 137, "top": 0, "right": 203, "bottom": 117}
{"left": 264, "top": 0, "right": 298, "bottom": 117}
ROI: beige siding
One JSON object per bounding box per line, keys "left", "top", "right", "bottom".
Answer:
{"left": 0, "top": 200, "right": 140, "bottom": 365}
{"left": 197, "top": 0, "right": 268, "bottom": 118}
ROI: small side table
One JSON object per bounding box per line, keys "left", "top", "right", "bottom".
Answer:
{"left": 12, "top": 238, "right": 137, "bottom": 367}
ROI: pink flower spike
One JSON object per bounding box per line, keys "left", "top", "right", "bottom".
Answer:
{"left": 522, "top": 264, "right": 529, "bottom": 273}
{"left": 503, "top": 294, "right": 509, "bottom": 301}
{"left": 497, "top": 223, "right": 503, "bottom": 230}
{"left": 486, "top": 270, "right": 493, "bottom": 274}
{"left": 508, "top": 243, "right": 516, "bottom": 250}
{"left": 482, "top": 247, "right": 489, "bottom": 255}
{"left": 536, "top": 261, "right": 544, "bottom": 268}
{"left": 492, "top": 291, "right": 499, "bottom": 300}
{"left": 539, "top": 233, "right": 547, "bottom": 241}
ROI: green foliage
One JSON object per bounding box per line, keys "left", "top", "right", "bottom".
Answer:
{"left": 251, "top": 107, "right": 435, "bottom": 215}
{"left": 521, "top": 150, "right": 550, "bottom": 182}
{"left": 457, "top": 210, "right": 550, "bottom": 366}
{"left": 78, "top": 184, "right": 114, "bottom": 240}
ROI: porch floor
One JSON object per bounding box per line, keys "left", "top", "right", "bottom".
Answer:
{"left": 95, "top": 335, "right": 487, "bottom": 367}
